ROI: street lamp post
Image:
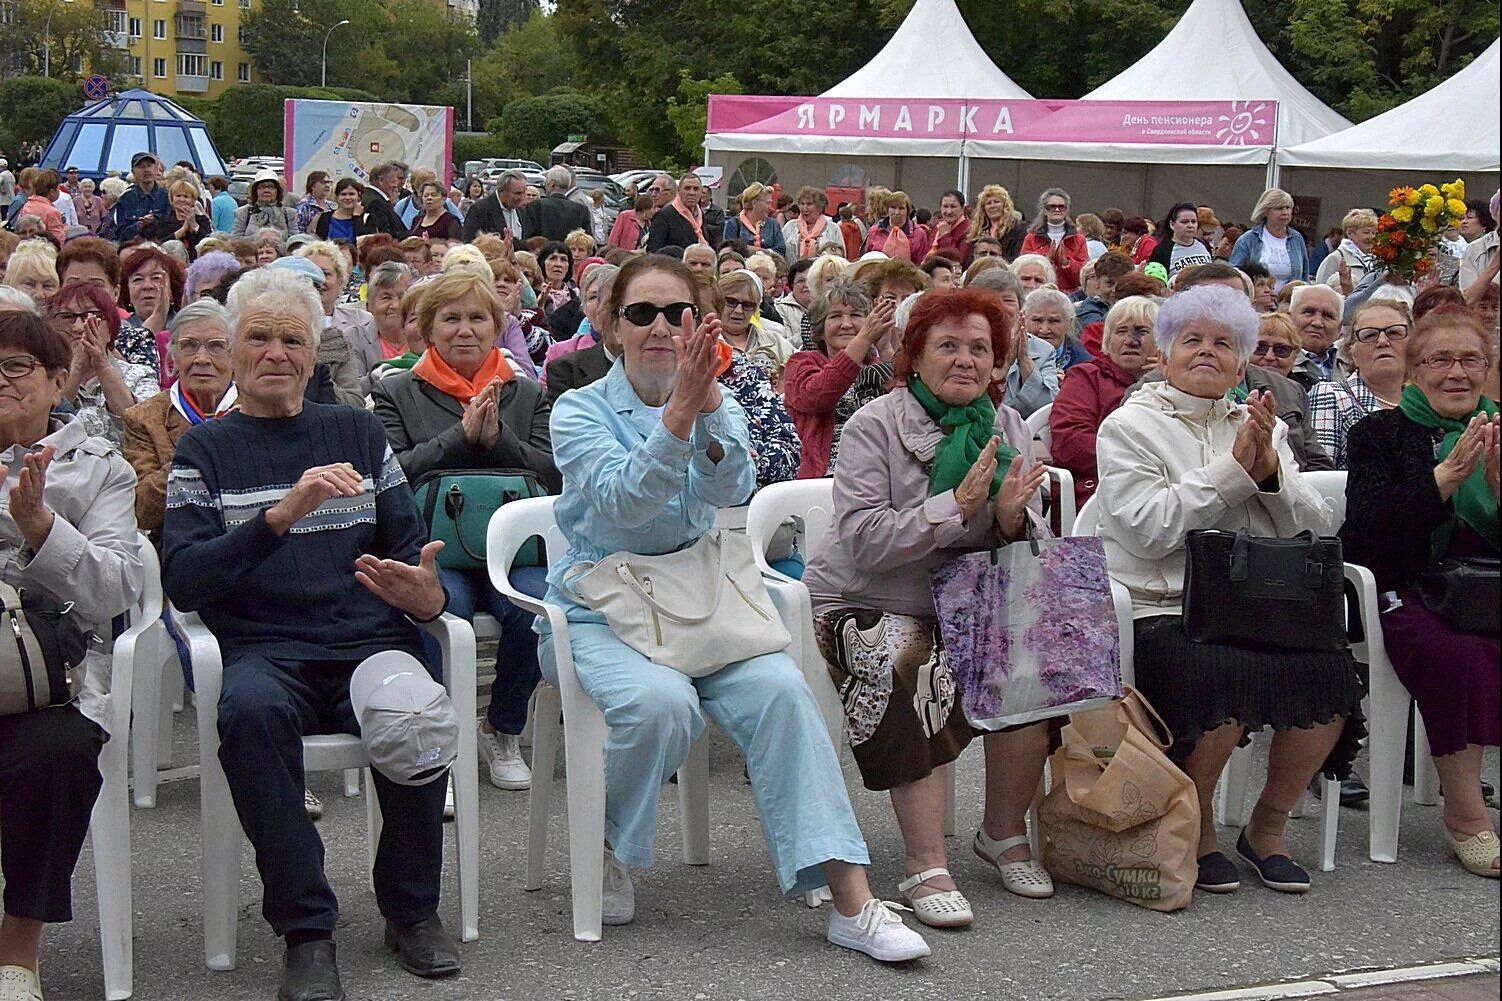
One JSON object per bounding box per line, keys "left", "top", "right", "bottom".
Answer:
{"left": 320, "top": 18, "right": 349, "bottom": 88}
{"left": 42, "top": 0, "right": 63, "bottom": 78}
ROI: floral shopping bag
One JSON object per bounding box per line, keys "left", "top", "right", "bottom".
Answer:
{"left": 930, "top": 537, "right": 1122, "bottom": 730}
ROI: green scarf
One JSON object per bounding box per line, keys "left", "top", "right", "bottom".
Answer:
{"left": 1397, "top": 382, "right": 1499, "bottom": 559}
{"left": 908, "top": 376, "right": 1018, "bottom": 498}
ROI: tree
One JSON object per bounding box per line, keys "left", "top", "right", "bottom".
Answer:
{"left": 476, "top": 0, "right": 538, "bottom": 44}
{"left": 380, "top": 0, "right": 480, "bottom": 106}
{"left": 470, "top": 10, "right": 577, "bottom": 123}
{"left": 0, "top": 75, "right": 83, "bottom": 146}
{"left": 0, "top": 0, "right": 131, "bottom": 81}
{"left": 489, "top": 90, "right": 606, "bottom": 162}
{"left": 241, "top": 0, "right": 392, "bottom": 91}
{"left": 666, "top": 72, "right": 742, "bottom": 164}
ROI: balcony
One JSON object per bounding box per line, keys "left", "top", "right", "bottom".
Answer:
{"left": 176, "top": 73, "right": 209, "bottom": 92}
{"left": 176, "top": 0, "right": 206, "bottom": 12}
{"left": 103, "top": 29, "right": 127, "bottom": 47}
{"left": 174, "top": 16, "right": 206, "bottom": 39}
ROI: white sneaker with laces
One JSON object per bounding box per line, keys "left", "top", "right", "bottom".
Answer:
{"left": 478, "top": 724, "right": 532, "bottom": 790}
{"left": 825, "top": 898, "right": 931, "bottom": 962}
{"left": 0, "top": 964, "right": 43, "bottom": 1001}
{"left": 303, "top": 788, "right": 323, "bottom": 821}
{"left": 602, "top": 851, "right": 635, "bottom": 926}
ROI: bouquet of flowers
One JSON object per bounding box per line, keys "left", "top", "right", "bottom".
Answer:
{"left": 1373, "top": 179, "right": 1467, "bottom": 281}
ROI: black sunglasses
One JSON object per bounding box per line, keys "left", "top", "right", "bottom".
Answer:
{"left": 617, "top": 301, "right": 699, "bottom": 326}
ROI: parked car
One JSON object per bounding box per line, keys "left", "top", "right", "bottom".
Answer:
{"left": 610, "top": 169, "right": 661, "bottom": 193}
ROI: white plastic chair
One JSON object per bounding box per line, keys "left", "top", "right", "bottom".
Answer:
{"left": 88, "top": 535, "right": 168, "bottom": 999}
{"left": 172, "top": 606, "right": 480, "bottom": 970}
{"left": 1025, "top": 403, "right": 1053, "bottom": 462}
{"left": 488, "top": 497, "right": 715, "bottom": 943}
{"left": 1043, "top": 465, "right": 1076, "bottom": 537}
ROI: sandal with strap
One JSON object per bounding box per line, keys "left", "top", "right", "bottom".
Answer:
{"left": 973, "top": 831, "right": 1055, "bottom": 899}
{"left": 1445, "top": 828, "right": 1500, "bottom": 879}
{"left": 896, "top": 868, "right": 973, "bottom": 928}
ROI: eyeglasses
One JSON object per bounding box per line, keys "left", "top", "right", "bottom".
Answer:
{"left": 175, "top": 337, "right": 231, "bottom": 358}
{"left": 51, "top": 309, "right": 106, "bottom": 325}
{"left": 1253, "top": 341, "right": 1297, "bottom": 359}
{"left": 1419, "top": 353, "right": 1490, "bottom": 373}
{"left": 617, "top": 301, "right": 699, "bottom": 327}
{"left": 647, "top": 186, "right": 667, "bottom": 194}
{"left": 723, "top": 297, "right": 758, "bottom": 313}
{"left": 1044, "top": 203, "right": 1069, "bottom": 212}
{"left": 1352, "top": 324, "right": 1409, "bottom": 343}
{"left": 0, "top": 356, "right": 41, "bottom": 380}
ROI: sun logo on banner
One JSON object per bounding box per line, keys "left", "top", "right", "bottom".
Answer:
{"left": 1216, "top": 101, "right": 1272, "bottom": 145}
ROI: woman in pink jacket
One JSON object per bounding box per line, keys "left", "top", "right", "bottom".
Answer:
{"left": 1018, "top": 187, "right": 1089, "bottom": 294}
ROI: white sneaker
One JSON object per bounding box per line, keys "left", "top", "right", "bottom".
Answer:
{"left": 602, "top": 851, "right": 635, "bottom": 926}
{"left": 443, "top": 776, "right": 456, "bottom": 821}
{"left": 826, "top": 898, "right": 931, "bottom": 962}
{"left": 0, "top": 965, "right": 43, "bottom": 1001}
{"left": 478, "top": 724, "right": 532, "bottom": 790}
{"left": 304, "top": 788, "right": 323, "bottom": 821}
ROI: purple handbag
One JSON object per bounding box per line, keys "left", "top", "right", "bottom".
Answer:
{"left": 930, "top": 537, "right": 1123, "bottom": 730}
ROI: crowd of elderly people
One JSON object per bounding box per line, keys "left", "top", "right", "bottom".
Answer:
{"left": 0, "top": 172, "right": 1496, "bottom": 1001}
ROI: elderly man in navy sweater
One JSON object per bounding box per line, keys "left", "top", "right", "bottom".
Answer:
{"left": 162, "top": 266, "right": 459, "bottom": 1001}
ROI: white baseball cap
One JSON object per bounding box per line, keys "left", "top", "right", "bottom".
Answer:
{"left": 349, "top": 651, "right": 458, "bottom": 786}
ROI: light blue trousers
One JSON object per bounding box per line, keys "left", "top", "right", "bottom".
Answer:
{"left": 540, "top": 620, "right": 870, "bottom": 894}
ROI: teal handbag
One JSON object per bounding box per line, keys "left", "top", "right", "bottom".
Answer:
{"left": 412, "top": 469, "right": 549, "bottom": 571}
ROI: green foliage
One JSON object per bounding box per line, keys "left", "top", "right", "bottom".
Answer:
{"left": 210, "top": 83, "right": 363, "bottom": 157}
{"left": 470, "top": 11, "right": 578, "bottom": 123}
{"left": 0, "top": 76, "right": 85, "bottom": 146}
{"left": 666, "top": 72, "right": 743, "bottom": 165}
{"left": 0, "top": 0, "right": 131, "bottom": 82}
{"left": 477, "top": 0, "right": 539, "bottom": 44}
{"left": 491, "top": 90, "right": 606, "bottom": 163}
{"left": 451, "top": 133, "right": 512, "bottom": 167}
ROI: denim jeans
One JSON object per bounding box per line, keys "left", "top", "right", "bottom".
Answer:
{"left": 422, "top": 566, "right": 546, "bottom": 736}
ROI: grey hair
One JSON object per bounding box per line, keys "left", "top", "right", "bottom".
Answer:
{"left": 808, "top": 277, "right": 873, "bottom": 347}
{"left": 1010, "top": 253, "right": 1057, "bottom": 286}
{"left": 99, "top": 176, "right": 128, "bottom": 200}
{"left": 496, "top": 169, "right": 527, "bottom": 189}
{"left": 1250, "top": 187, "right": 1294, "bottom": 227}
{"left": 226, "top": 266, "right": 325, "bottom": 350}
{"left": 1102, "top": 295, "right": 1160, "bottom": 350}
{"left": 167, "top": 298, "right": 230, "bottom": 350}
{"left": 1337, "top": 298, "right": 1414, "bottom": 366}
{"left": 1030, "top": 187, "right": 1071, "bottom": 231}
{"left": 1154, "top": 284, "right": 1260, "bottom": 363}
{"left": 580, "top": 262, "right": 619, "bottom": 297}
{"left": 967, "top": 265, "right": 1023, "bottom": 299}
{"left": 369, "top": 161, "right": 403, "bottom": 185}
{"left": 0, "top": 287, "right": 42, "bottom": 315}
{"left": 544, "top": 164, "right": 573, "bottom": 190}
{"left": 1022, "top": 287, "right": 1078, "bottom": 334}
{"left": 368, "top": 261, "right": 415, "bottom": 293}
{"left": 1289, "top": 282, "right": 1344, "bottom": 316}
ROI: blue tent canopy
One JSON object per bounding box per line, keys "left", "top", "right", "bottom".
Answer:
{"left": 40, "top": 88, "right": 229, "bottom": 182}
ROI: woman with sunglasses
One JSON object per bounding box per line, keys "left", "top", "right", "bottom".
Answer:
{"left": 1307, "top": 300, "right": 1413, "bottom": 468}
{"left": 715, "top": 270, "right": 795, "bottom": 385}
{"left": 542, "top": 253, "right": 930, "bottom": 960}
{"left": 1249, "top": 313, "right": 1303, "bottom": 380}
{"left": 1342, "top": 306, "right": 1499, "bottom": 878}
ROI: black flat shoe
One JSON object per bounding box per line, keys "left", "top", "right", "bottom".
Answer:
{"left": 1236, "top": 828, "right": 1310, "bottom": 894}
{"left": 384, "top": 916, "right": 462, "bottom": 978}
{"left": 1194, "top": 851, "right": 1240, "bottom": 893}
{"left": 278, "top": 940, "right": 344, "bottom": 1001}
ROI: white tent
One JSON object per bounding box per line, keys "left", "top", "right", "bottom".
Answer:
{"left": 1279, "top": 40, "right": 1500, "bottom": 171}
{"left": 1081, "top": 0, "right": 1351, "bottom": 150}
{"left": 821, "top": 0, "right": 1031, "bottom": 100}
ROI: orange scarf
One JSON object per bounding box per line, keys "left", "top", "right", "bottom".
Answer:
{"left": 796, "top": 214, "right": 828, "bottom": 259}
{"left": 739, "top": 211, "right": 763, "bottom": 249}
{"left": 672, "top": 194, "right": 707, "bottom": 246}
{"left": 413, "top": 346, "right": 513, "bottom": 404}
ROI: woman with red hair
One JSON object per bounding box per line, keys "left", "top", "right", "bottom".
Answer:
{"left": 117, "top": 245, "right": 186, "bottom": 384}
{"left": 802, "top": 288, "right": 1054, "bottom": 930}
{"left": 48, "top": 281, "right": 160, "bottom": 446}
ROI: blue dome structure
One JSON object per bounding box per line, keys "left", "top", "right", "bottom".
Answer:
{"left": 39, "top": 88, "right": 229, "bottom": 182}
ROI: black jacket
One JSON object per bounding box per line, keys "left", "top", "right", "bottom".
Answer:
{"left": 646, "top": 203, "right": 704, "bottom": 252}
{"left": 462, "top": 193, "right": 519, "bottom": 241}
{"left": 361, "top": 189, "right": 408, "bottom": 238}
{"left": 545, "top": 343, "right": 612, "bottom": 404}
{"left": 521, "top": 192, "right": 591, "bottom": 243}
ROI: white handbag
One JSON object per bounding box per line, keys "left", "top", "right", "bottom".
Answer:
{"left": 562, "top": 530, "right": 792, "bottom": 676}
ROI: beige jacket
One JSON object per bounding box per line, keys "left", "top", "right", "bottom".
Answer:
{"left": 1095, "top": 381, "right": 1333, "bottom": 618}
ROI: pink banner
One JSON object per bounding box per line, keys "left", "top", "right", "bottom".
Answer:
{"left": 707, "top": 96, "right": 1278, "bottom": 147}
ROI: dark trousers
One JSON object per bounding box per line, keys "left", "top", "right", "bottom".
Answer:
{"left": 217, "top": 654, "right": 447, "bottom": 937}
{"left": 425, "top": 566, "right": 545, "bottom": 735}
{"left": 0, "top": 705, "right": 106, "bottom": 922}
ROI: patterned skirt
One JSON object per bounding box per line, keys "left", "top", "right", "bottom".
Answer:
{"left": 813, "top": 607, "right": 973, "bottom": 791}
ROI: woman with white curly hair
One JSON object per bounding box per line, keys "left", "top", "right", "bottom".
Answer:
{"left": 1095, "top": 283, "right": 1365, "bottom": 897}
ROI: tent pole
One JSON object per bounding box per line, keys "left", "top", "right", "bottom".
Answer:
{"left": 957, "top": 139, "right": 968, "bottom": 200}
{"left": 1266, "top": 149, "right": 1280, "bottom": 189}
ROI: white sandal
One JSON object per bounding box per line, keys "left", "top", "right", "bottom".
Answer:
{"left": 973, "top": 831, "right": 1055, "bottom": 899}
{"left": 896, "top": 867, "right": 973, "bottom": 928}
{"left": 1445, "top": 828, "right": 1500, "bottom": 878}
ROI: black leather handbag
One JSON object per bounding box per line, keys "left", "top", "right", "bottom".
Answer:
{"left": 1418, "top": 557, "right": 1500, "bottom": 635}
{"left": 1183, "top": 529, "right": 1347, "bottom": 652}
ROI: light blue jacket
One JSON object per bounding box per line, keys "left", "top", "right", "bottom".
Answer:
{"left": 1228, "top": 225, "right": 1311, "bottom": 282}
{"left": 544, "top": 361, "right": 755, "bottom": 618}
{"left": 1003, "top": 333, "right": 1060, "bottom": 419}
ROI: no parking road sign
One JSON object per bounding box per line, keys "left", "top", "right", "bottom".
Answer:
{"left": 84, "top": 75, "right": 111, "bottom": 101}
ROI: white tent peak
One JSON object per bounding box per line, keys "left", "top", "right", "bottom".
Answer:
{"left": 1280, "top": 39, "right": 1500, "bottom": 171}
{"left": 822, "top": 0, "right": 1032, "bottom": 100}
{"left": 1082, "top": 0, "right": 1351, "bottom": 147}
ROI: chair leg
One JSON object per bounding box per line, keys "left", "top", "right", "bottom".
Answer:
{"left": 942, "top": 762, "right": 956, "bottom": 838}
{"left": 453, "top": 712, "right": 480, "bottom": 944}
{"left": 1216, "top": 743, "right": 1255, "bottom": 828}
{"left": 343, "top": 768, "right": 360, "bottom": 798}
{"left": 131, "top": 648, "right": 164, "bottom": 810}
{"left": 200, "top": 752, "right": 242, "bottom": 970}
{"left": 1366, "top": 673, "right": 1408, "bottom": 864}
{"left": 678, "top": 736, "right": 710, "bottom": 866}
{"left": 1412, "top": 711, "right": 1440, "bottom": 806}
{"left": 525, "top": 685, "right": 562, "bottom": 891}
{"left": 164, "top": 657, "right": 185, "bottom": 717}
{"left": 562, "top": 697, "right": 609, "bottom": 942}
{"left": 93, "top": 717, "right": 134, "bottom": 1000}
{"left": 1317, "top": 776, "right": 1339, "bottom": 872}
{"left": 365, "top": 770, "right": 383, "bottom": 894}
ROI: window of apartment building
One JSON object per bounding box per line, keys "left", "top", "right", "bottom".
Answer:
{"left": 237, "top": 24, "right": 247, "bottom": 43}
{"left": 128, "top": 16, "right": 142, "bottom": 36}
{"left": 153, "top": 57, "right": 167, "bottom": 77}
{"left": 131, "top": 56, "right": 142, "bottom": 75}
{"left": 237, "top": 62, "right": 249, "bottom": 82}
{"left": 211, "top": 60, "right": 223, "bottom": 79}
{"left": 107, "top": 9, "right": 126, "bottom": 34}
{"left": 178, "top": 53, "right": 207, "bottom": 77}
{"left": 153, "top": 18, "right": 165, "bottom": 38}
{"left": 211, "top": 23, "right": 222, "bottom": 41}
